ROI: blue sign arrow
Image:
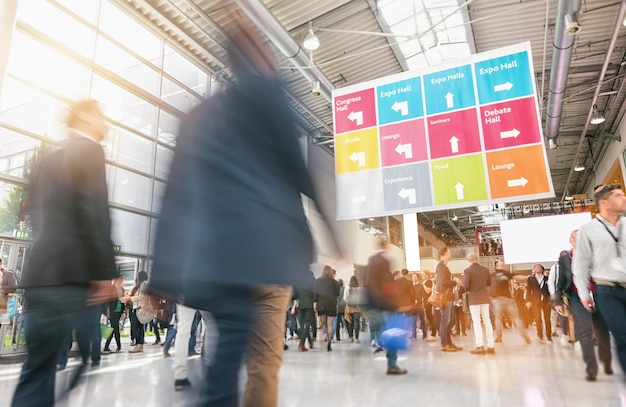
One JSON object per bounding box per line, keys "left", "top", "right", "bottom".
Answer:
{"left": 474, "top": 51, "right": 534, "bottom": 105}
{"left": 377, "top": 77, "right": 423, "bottom": 125}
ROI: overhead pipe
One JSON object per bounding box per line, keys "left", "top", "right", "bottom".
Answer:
{"left": 444, "top": 216, "right": 468, "bottom": 243}
{"left": 561, "top": 0, "right": 626, "bottom": 200}
{"left": 235, "top": 0, "right": 335, "bottom": 101}
{"left": 544, "top": 0, "right": 582, "bottom": 145}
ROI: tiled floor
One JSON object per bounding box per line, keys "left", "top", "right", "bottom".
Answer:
{"left": 0, "top": 328, "right": 624, "bottom": 406}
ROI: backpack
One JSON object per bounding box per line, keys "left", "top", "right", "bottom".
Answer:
{"left": 347, "top": 287, "right": 367, "bottom": 307}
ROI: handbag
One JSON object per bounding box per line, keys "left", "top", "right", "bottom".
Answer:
{"left": 379, "top": 313, "right": 413, "bottom": 350}
{"left": 100, "top": 323, "right": 114, "bottom": 339}
{"left": 427, "top": 288, "right": 449, "bottom": 309}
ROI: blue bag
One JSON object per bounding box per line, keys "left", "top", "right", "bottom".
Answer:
{"left": 378, "top": 313, "right": 413, "bottom": 351}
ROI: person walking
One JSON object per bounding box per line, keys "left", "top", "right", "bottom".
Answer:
{"left": 573, "top": 183, "right": 626, "bottom": 375}
{"left": 148, "top": 16, "right": 337, "bottom": 407}
{"left": 11, "top": 100, "right": 118, "bottom": 406}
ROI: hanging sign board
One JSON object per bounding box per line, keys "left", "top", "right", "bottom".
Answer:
{"left": 333, "top": 42, "right": 554, "bottom": 220}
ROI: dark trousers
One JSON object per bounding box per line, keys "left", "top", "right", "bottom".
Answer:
{"left": 346, "top": 312, "right": 361, "bottom": 339}
{"left": 424, "top": 303, "right": 437, "bottom": 336}
{"left": 453, "top": 306, "right": 466, "bottom": 335}
{"left": 149, "top": 320, "right": 161, "bottom": 342}
{"left": 532, "top": 300, "right": 552, "bottom": 340}
{"left": 130, "top": 309, "right": 145, "bottom": 345}
{"left": 335, "top": 312, "right": 345, "bottom": 340}
{"left": 439, "top": 302, "right": 453, "bottom": 346}
{"left": 569, "top": 291, "right": 611, "bottom": 375}
{"left": 187, "top": 284, "right": 256, "bottom": 406}
{"left": 105, "top": 311, "right": 122, "bottom": 350}
{"left": 299, "top": 308, "right": 314, "bottom": 347}
{"left": 593, "top": 285, "right": 626, "bottom": 373}
{"left": 90, "top": 307, "right": 101, "bottom": 363}
{"left": 11, "top": 286, "right": 94, "bottom": 407}
{"left": 414, "top": 306, "right": 427, "bottom": 339}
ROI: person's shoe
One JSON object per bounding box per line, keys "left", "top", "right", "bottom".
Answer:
{"left": 585, "top": 372, "right": 597, "bottom": 382}
{"left": 355, "top": 339, "right": 360, "bottom": 344}
{"left": 604, "top": 364, "right": 614, "bottom": 375}
{"left": 115, "top": 347, "right": 121, "bottom": 353}
{"left": 547, "top": 337, "right": 553, "bottom": 342}
{"left": 174, "top": 378, "right": 192, "bottom": 391}
{"left": 449, "top": 344, "right": 463, "bottom": 351}
{"left": 486, "top": 347, "right": 495, "bottom": 354}
{"left": 102, "top": 347, "right": 111, "bottom": 353}
{"left": 153, "top": 340, "right": 161, "bottom": 345}
{"left": 373, "top": 346, "right": 384, "bottom": 354}
{"left": 536, "top": 336, "right": 545, "bottom": 344}
{"left": 441, "top": 345, "right": 459, "bottom": 352}
{"left": 350, "top": 338, "right": 354, "bottom": 343}
{"left": 129, "top": 344, "right": 144, "bottom": 353}
{"left": 130, "top": 339, "right": 136, "bottom": 346}
{"left": 163, "top": 348, "right": 171, "bottom": 358}
{"left": 470, "top": 346, "right": 486, "bottom": 355}
{"left": 284, "top": 344, "right": 289, "bottom": 350}
{"left": 494, "top": 337, "right": 503, "bottom": 343}
{"left": 327, "top": 343, "right": 332, "bottom": 352}
{"left": 298, "top": 344, "right": 308, "bottom": 352}
{"left": 188, "top": 351, "right": 199, "bottom": 357}
{"left": 386, "top": 366, "right": 408, "bottom": 375}
{"left": 91, "top": 360, "right": 100, "bottom": 366}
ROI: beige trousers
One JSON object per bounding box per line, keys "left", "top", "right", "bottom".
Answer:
{"left": 242, "top": 285, "right": 292, "bottom": 407}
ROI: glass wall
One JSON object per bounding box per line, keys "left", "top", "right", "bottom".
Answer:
{"left": 0, "top": 0, "right": 213, "bottom": 256}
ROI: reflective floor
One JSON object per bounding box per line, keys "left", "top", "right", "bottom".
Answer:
{"left": 0, "top": 328, "right": 624, "bottom": 406}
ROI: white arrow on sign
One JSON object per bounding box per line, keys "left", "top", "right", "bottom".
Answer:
{"left": 394, "top": 143, "right": 413, "bottom": 159}
{"left": 399, "top": 188, "right": 417, "bottom": 204}
{"left": 392, "top": 100, "right": 409, "bottom": 116}
{"left": 494, "top": 82, "right": 514, "bottom": 92}
{"left": 500, "top": 128, "right": 520, "bottom": 139}
{"left": 350, "top": 151, "right": 366, "bottom": 167}
{"left": 507, "top": 177, "right": 528, "bottom": 187}
{"left": 445, "top": 92, "right": 454, "bottom": 108}
{"left": 455, "top": 182, "right": 465, "bottom": 200}
{"left": 352, "top": 195, "right": 367, "bottom": 203}
{"left": 347, "top": 111, "right": 363, "bottom": 125}
{"left": 449, "top": 136, "right": 459, "bottom": 153}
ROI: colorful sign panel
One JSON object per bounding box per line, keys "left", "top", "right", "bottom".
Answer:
{"left": 332, "top": 42, "right": 554, "bottom": 221}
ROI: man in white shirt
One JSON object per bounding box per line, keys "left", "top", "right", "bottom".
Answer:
{"left": 573, "top": 183, "right": 626, "bottom": 375}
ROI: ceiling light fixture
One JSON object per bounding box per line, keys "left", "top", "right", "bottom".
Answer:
{"left": 303, "top": 22, "right": 320, "bottom": 51}
{"left": 451, "top": 212, "right": 458, "bottom": 221}
{"left": 590, "top": 104, "right": 606, "bottom": 125}
{"left": 574, "top": 157, "right": 585, "bottom": 172}
{"left": 565, "top": 190, "right": 574, "bottom": 201}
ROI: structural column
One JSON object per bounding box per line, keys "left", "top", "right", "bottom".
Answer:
{"left": 0, "top": 0, "right": 18, "bottom": 99}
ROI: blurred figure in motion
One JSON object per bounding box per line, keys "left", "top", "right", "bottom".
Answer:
{"left": 11, "top": 100, "right": 118, "bottom": 406}
{"left": 149, "top": 15, "right": 333, "bottom": 407}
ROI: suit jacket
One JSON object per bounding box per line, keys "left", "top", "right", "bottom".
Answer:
{"left": 150, "top": 74, "right": 319, "bottom": 305}
{"left": 366, "top": 252, "right": 400, "bottom": 311}
{"left": 22, "top": 136, "right": 117, "bottom": 287}
{"left": 463, "top": 263, "right": 491, "bottom": 305}
{"left": 526, "top": 273, "right": 550, "bottom": 303}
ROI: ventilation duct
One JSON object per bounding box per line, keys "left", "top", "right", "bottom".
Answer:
{"left": 544, "top": 0, "right": 582, "bottom": 142}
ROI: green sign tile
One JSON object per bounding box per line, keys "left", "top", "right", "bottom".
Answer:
{"left": 431, "top": 154, "right": 488, "bottom": 205}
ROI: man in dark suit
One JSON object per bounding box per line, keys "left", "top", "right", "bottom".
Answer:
{"left": 148, "top": 18, "right": 335, "bottom": 406}
{"left": 12, "top": 100, "right": 118, "bottom": 406}
{"left": 463, "top": 252, "right": 494, "bottom": 354}
{"left": 526, "top": 264, "right": 552, "bottom": 342}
